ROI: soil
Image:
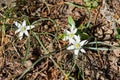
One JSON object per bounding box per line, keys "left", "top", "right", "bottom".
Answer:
{"left": 0, "top": 0, "right": 120, "bottom": 80}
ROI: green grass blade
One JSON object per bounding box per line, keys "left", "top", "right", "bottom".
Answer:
{"left": 86, "top": 47, "right": 116, "bottom": 50}
{"left": 22, "top": 37, "right": 30, "bottom": 65}
{"left": 88, "top": 41, "right": 115, "bottom": 47}
{"left": 32, "top": 32, "right": 49, "bottom": 54}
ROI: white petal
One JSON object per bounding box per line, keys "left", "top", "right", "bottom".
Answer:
{"left": 18, "top": 32, "right": 23, "bottom": 40}
{"left": 80, "top": 40, "right": 88, "bottom": 46}
{"left": 69, "top": 38, "right": 75, "bottom": 44}
{"left": 24, "top": 31, "right": 29, "bottom": 37}
{"left": 65, "top": 30, "right": 70, "bottom": 35}
{"left": 30, "top": 25, "right": 35, "bottom": 29}
{"left": 72, "top": 24, "right": 75, "bottom": 29}
{"left": 72, "top": 28, "right": 77, "bottom": 34}
{"left": 80, "top": 48, "right": 86, "bottom": 53}
{"left": 26, "top": 26, "right": 31, "bottom": 30}
{"left": 26, "top": 25, "right": 35, "bottom": 30}
{"left": 74, "top": 49, "right": 79, "bottom": 56}
{"left": 74, "top": 35, "right": 80, "bottom": 42}
{"left": 70, "top": 25, "right": 74, "bottom": 31}
{"left": 15, "top": 29, "right": 20, "bottom": 34}
{"left": 14, "top": 21, "right": 21, "bottom": 28}
{"left": 67, "top": 45, "right": 75, "bottom": 50}
{"left": 22, "top": 20, "right": 26, "bottom": 27}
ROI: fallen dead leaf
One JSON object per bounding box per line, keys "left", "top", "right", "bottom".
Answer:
{"left": 112, "top": 42, "right": 120, "bottom": 57}
{"left": 24, "top": 60, "right": 33, "bottom": 68}
{"left": 113, "top": 48, "right": 120, "bottom": 57}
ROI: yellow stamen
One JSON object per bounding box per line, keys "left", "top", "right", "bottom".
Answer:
{"left": 21, "top": 26, "right": 26, "bottom": 31}
{"left": 75, "top": 43, "right": 80, "bottom": 49}
{"left": 69, "top": 33, "right": 73, "bottom": 38}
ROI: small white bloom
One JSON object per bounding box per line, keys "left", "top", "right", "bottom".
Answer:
{"left": 63, "top": 26, "right": 77, "bottom": 44}
{"left": 67, "top": 35, "right": 88, "bottom": 57}
{"left": 15, "top": 20, "right": 35, "bottom": 40}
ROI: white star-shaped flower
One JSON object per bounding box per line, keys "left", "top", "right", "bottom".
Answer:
{"left": 63, "top": 25, "right": 77, "bottom": 44}
{"left": 67, "top": 35, "right": 88, "bottom": 56}
{"left": 14, "top": 20, "right": 35, "bottom": 40}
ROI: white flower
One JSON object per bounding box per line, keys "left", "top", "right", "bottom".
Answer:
{"left": 63, "top": 26, "right": 77, "bottom": 44}
{"left": 14, "top": 20, "right": 35, "bottom": 40}
{"left": 67, "top": 35, "right": 88, "bottom": 56}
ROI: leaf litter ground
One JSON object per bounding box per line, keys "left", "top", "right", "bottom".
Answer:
{"left": 0, "top": 0, "right": 120, "bottom": 80}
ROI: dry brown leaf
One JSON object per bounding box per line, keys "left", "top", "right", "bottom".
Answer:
{"left": 113, "top": 48, "right": 120, "bottom": 57}
{"left": 24, "top": 60, "right": 33, "bottom": 68}
{"left": 113, "top": 42, "right": 120, "bottom": 57}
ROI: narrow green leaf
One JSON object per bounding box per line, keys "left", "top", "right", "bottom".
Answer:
{"left": 22, "top": 37, "right": 30, "bottom": 65}
{"left": 78, "top": 24, "right": 85, "bottom": 30}
{"left": 117, "top": 28, "right": 120, "bottom": 34}
{"left": 68, "top": 16, "right": 75, "bottom": 27}
{"left": 115, "top": 34, "right": 120, "bottom": 39}
{"left": 80, "top": 32, "right": 89, "bottom": 40}
{"left": 88, "top": 41, "right": 114, "bottom": 47}
{"left": 86, "top": 47, "right": 116, "bottom": 50}
{"left": 32, "top": 32, "right": 49, "bottom": 54}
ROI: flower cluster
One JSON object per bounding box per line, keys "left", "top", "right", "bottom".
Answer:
{"left": 14, "top": 20, "right": 35, "bottom": 40}
{"left": 14, "top": 18, "right": 88, "bottom": 58}
{"left": 63, "top": 20, "right": 88, "bottom": 57}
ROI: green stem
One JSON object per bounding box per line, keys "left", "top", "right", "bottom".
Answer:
{"left": 82, "top": 53, "right": 84, "bottom": 80}
{"left": 32, "top": 32, "right": 49, "bottom": 54}
{"left": 68, "top": 58, "right": 76, "bottom": 76}
{"left": 49, "top": 55, "right": 67, "bottom": 76}
{"left": 86, "top": 9, "right": 91, "bottom": 28}
{"left": 22, "top": 37, "right": 30, "bottom": 65}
